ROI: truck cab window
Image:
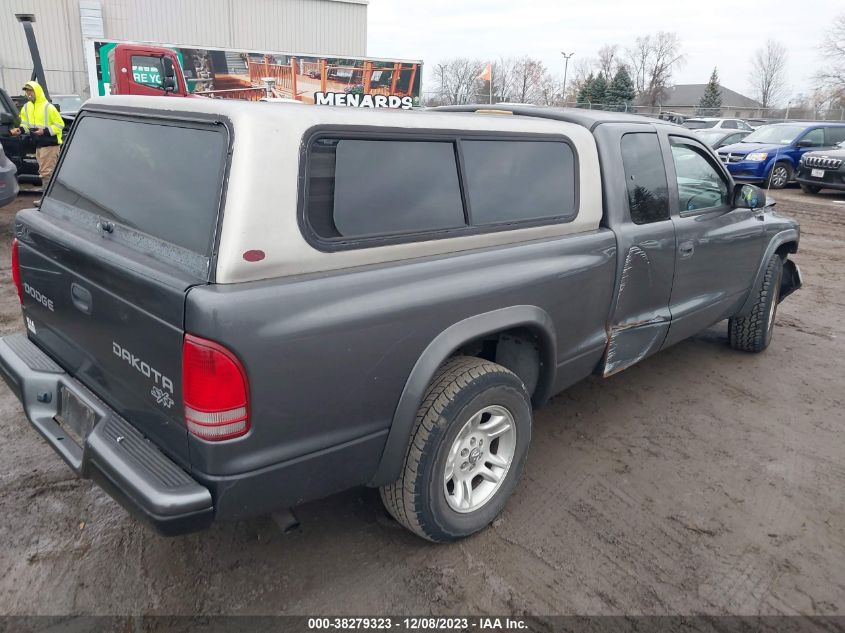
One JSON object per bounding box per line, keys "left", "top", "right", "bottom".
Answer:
{"left": 131, "top": 55, "right": 165, "bottom": 89}
{"left": 670, "top": 141, "right": 729, "bottom": 213}
{"left": 620, "top": 133, "right": 669, "bottom": 224}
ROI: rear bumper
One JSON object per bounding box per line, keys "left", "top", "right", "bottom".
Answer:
{"left": 0, "top": 333, "right": 213, "bottom": 536}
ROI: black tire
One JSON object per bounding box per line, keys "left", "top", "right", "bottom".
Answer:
{"left": 800, "top": 183, "right": 821, "bottom": 194}
{"left": 765, "top": 162, "right": 792, "bottom": 189}
{"left": 380, "top": 356, "right": 532, "bottom": 542}
{"left": 728, "top": 254, "right": 783, "bottom": 353}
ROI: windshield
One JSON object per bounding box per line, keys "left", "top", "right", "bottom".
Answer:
{"left": 742, "top": 125, "right": 804, "bottom": 145}
{"left": 52, "top": 95, "right": 83, "bottom": 112}
{"left": 683, "top": 120, "right": 717, "bottom": 129}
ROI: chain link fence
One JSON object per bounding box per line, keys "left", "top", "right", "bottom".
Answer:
{"left": 423, "top": 92, "right": 845, "bottom": 123}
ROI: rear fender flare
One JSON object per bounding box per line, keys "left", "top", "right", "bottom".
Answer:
{"left": 369, "top": 305, "right": 556, "bottom": 487}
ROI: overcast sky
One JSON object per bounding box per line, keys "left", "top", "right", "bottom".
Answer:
{"left": 367, "top": 0, "right": 843, "bottom": 103}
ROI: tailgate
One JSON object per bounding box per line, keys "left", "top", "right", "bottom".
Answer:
{"left": 14, "top": 111, "right": 229, "bottom": 468}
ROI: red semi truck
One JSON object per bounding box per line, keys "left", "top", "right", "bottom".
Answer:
{"left": 106, "top": 43, "right": 193, "bottom": 97}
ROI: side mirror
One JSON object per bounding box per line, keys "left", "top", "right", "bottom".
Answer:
{"left": 162, "top": 56, "right": 177, "bottom": 93}
{"left": 0, "top": 112, "right": 13, "bottom": 125}
{"left": 733, "top": 183, "right": 766, "bottom": 211}
{"left": 797, "top": 138, "right": 817, "bottom": 148}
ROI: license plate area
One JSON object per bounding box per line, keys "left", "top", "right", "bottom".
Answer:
{"left": 56, "top": 387, "right": 98, "bottom": 446}
{"left": 811, "top": 168, "right": 825, "bottom": 178}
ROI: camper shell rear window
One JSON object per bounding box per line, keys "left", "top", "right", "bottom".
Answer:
{"left": 44, "top": 113, "right": 229, "bottom": 275}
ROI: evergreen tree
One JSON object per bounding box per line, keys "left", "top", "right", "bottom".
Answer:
{"left": 591, "top": 73, "right": 608, "bottom": 110}
{"left": 607, "top": 66, "right": 636, "bottom": 112}
{"left": 698, "top": 68, "right": 723, "bottom": 116}
{"left": 577, "top": 73, "right": 595, "bottom": 108}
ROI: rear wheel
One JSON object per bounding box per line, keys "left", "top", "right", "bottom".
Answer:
{"left": 728, "top": 254, "right": 783, "bottom": 353}
{"left": 800, "top": 183, "right": 821, "bottom": 194}
{"left": 765, "top": 162, "right": 791, "bottom": 189}
{"left": 380, "top": 356, "right": 532, "bottom": 542}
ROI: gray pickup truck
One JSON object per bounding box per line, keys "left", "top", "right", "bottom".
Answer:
{"left": 1, "top": 98, "right": 801, "bottom": 542}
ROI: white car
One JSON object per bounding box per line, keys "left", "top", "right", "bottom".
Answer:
{"left": 683, "top": 117, "right": 754, "bottom": 132}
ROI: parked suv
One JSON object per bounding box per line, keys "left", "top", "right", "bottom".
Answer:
{"left": 683, "top": 117, "right": 754, "bottom": 131}
{"left": 795, "top": 141, "right": 845, "bottom": 193}
{"left": 0, "top": 99, "right": 802, "bottom": 542}
{"left": 718, "top": 122, "right": 845, "bottom": 189}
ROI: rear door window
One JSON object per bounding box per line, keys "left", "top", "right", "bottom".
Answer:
{"left": 620, "top": 133, "right": 670, "bottom": 224}
{"left": 460, "top": 140, "right": 576, "bottom": 225}
{"left": 47, "top": 115, "right": 228, "bottom": 256}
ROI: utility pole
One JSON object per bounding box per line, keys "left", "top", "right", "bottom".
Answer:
{"left": 436, "top": 63, "right": 447, "bottom": 104}
{"left": 560, "top": 52, "right": 574, "bottom": 106}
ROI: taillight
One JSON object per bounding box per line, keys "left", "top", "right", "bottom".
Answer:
{"left": 11, "top": 239, "right": 22, "bottom": 304}
{"left": 182, "top": 334, "right": 250, "bottom": 441}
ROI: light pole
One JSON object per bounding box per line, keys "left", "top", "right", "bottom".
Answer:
{"left": 560, "top": 52, "right": 575, "bottom": 106}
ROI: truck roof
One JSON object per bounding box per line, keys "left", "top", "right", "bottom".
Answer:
{"left": 433, "top": 104, "right": 674, "bottom": 131}
{"left": 82, "top": 96, "right": 667, "bottom": 134}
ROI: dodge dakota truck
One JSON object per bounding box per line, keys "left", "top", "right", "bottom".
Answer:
{"left": 0, "top": 98, "right": 802, "bottom": 542}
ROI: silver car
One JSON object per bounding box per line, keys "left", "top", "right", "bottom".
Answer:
{"left": 0, "top": 143, "right": 18, "bottom": 207}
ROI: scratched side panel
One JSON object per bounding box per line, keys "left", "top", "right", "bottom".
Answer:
{"left": 604, "top": 243, "right": 673, "bottom": 376}
{"left": 592, "top": 123, "right": 677, "bottom": 377}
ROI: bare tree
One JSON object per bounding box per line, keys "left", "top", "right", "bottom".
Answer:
{"left": 626, "top": 35, "right": 652, "bottom": 95}
{"left": 432, "top": 58, "right": 485, "bottom": 105}
{"left": 597, "top": 44, "right": 619, "bottom": 80}
{"left": 537, "top": 73, "right": 564, "bottom": 106}
{"left": 626, "top": 32, "right": 685, "bottom": 106}
{"left": 510, "top": 57, "right": 547, "bottom": 103}
{"left": 816, "top": 13, "right": 845, "bottom": 100}
{"left": 645, "top": 32, "right": 685, "bottom": 106}
{"left": 749, "top": 40, "right": 788, "bottom": 108}
{"left": 492, "top": 57, "right": 519, "bottom": 102}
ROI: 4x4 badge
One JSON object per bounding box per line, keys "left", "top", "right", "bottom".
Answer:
{"left": 151, "top": 386, "right": 174, "bottom": 409}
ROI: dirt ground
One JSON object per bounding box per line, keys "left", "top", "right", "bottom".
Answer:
{"left": 0, "top": 187, "right": 842, "bottom": 617}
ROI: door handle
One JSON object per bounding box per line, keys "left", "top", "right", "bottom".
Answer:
{"left": 70, "top": 283, "right": 92, "bottom": 315}
{"left": 678, "top": 241, "right": 695, "bottom": 258}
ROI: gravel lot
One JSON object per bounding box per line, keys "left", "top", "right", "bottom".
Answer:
{"left": 0, "top": 187, "right": 843, "bottom": 616}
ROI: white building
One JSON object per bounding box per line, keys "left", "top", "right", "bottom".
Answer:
{"left": 0, "top": 0, "right": 368, "bottom": 97}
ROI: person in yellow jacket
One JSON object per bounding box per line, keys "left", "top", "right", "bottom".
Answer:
{"left": 10, "top": 81, "right": 64, "bottom": 188}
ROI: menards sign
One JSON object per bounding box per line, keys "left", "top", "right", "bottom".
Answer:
{"left": 85, "top": 39, "right": 422, "bottom": 108}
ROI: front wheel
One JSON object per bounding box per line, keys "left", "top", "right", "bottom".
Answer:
{"left": 765, "top": 162, "right": 792, "bottom": 189}
{"left": 380, "top": 356, "right": 532, "bottom": 542}
{"left": 728, "top": 254, "right": 783, "bottom": 353}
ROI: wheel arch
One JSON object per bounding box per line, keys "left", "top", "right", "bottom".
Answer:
{"left": 735, "top": 229, "right": 799, "bottom": 316}
{"left": 369, "top": 305, "right": 556, "bottom": 487}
